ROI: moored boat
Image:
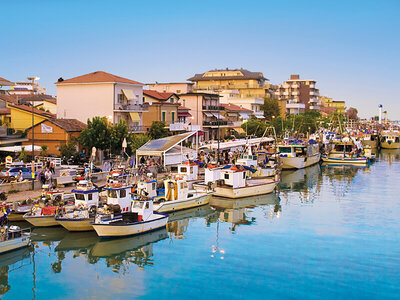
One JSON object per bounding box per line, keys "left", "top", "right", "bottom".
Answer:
{"left": 278, "top": 141, "right": 321, "bottom": 169}
{"left": 0, "top": 225, "right": 30, "bottom": 255}
{"left": 91, "top": 198, "right": 168, "bottom": 238}
{"left": 321, "top": 138, "right": 368, "bottom": 165}
{"left": 380, "top": 131, "right": 400, "bottom": 149}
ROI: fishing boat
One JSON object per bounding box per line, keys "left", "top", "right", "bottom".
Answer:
{"left": 7, "top": 200, "right": 34, "bottom": 222}
{"left": 55, "top": 180, "right": 100, "bottom": 231}
{"left": 236, "top": 150, "right": 279, "bottom": 178}
{"left": 56, "top": 179, "right": 132, "bottom": 231}
{"left": 380, "top": 131, "right": 400, "bottom": 149}
{"left": 153, "top": 176, "right": 212, "bottom": 213}
{"left": 91, "top": 198, "right": 168, "bottom": 238}
{"left": 197, "top": 165, "right": 279, "bottom": 198}
{"left": 23, "top": 186, "right": 72, "bottom": 227}
{"left": 361, "top": 132, "right": 379, "bottom": 148}
{"left": 0, "top": 225, "right": 30, "bottom": 254}
{"left": 321, "top": 138, "right": 368, "bottom": 165}
{"left": 278, "top": 141, "right": 321, "bottom": 169}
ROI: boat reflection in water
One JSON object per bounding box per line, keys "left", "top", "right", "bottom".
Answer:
{"left": 167, "top": 205, "right": 217, "bottom": 239}
{"left": 379, "top": 148, "right": 400, "bottom": 164}
{"left": 30, "top": 227, "right": 68, "bottom": 245}
{"left": 0, "top": 247, "right": 31, "bottom": 296}
{"left": 210, "top": 193, "right": 281, "bottom": 232}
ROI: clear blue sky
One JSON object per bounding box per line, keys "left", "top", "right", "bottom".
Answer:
{"left": 1, "top": 0, "right": 399, "bottom": 119}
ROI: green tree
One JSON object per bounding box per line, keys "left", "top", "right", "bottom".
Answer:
{"left": 128, "top": 134, "right": 151, "bottom": 153}
{"left": 261, "top": 97, "right": 280, "bottom": 120}
{"left": 19, "top": 147, "right": 28, "bottom": 162}
{"left": 241, "top": 119, "right": 267, "bottom": 137}
{"left": 148, "top": 121, "right": 169, "bottom": 139}
{"left": 79, "top": 117, "right": 110, "bottom": 150}
{"left": 59, "top": 140, "right": 77, "bottom": 158}
{"left": 109, "top": 120, "right": 129, "bottom": 155}
{"left": 40, "top": 145, "right": 48, "bottom": 157}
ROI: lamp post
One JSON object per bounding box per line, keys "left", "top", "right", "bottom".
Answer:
{"left": 27, "top": 76, "right": 39, "bottom": 190}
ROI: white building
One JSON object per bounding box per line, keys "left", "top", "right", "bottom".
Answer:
{"left": 219, "top": 90, "right": 264, "bottom": 119}
{"left": 9, "top": 81, "right": 47, "bottom": 95}
{"left": 56, "top": 71, "right": 146, "bottom": 132}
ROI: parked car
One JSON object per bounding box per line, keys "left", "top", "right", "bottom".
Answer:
{"left": 0, "top": 167, "right": 34, "bottom": 180}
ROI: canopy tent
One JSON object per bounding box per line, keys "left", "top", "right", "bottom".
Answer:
{"left": 136, "top": 131, "right": 199, "bottom": 166}
{"left": 0, "top": 145, "right": 41, "bottom": 152}
{"left": 199, "top": 137, "right": 274, "bottom": 151}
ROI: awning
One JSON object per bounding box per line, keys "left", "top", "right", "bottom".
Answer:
{"left": 0, "top": 145, "right": 41, "bottom": 152}
{"left": 239, "top": 113, "right": 250, "bottom": 120}
{"left": 204, "top": 112, "right": 214, "bottom": 117}
{"left": 178, "top": 112, "right": 192, "bottom": 117}
{"left": 255, "top": 115, "right": 265, "bottom": 119}
{"left": 235, "top": 127, "right": 246, "bottom": 134}
{"left": 212, "top": 113, "right": 225, "bottom": 120}
{"left": 122, "top": 89, "right": 135, "bottom": 101}
{"left": 129, "top": 112, "right": 141, "bottom": 122}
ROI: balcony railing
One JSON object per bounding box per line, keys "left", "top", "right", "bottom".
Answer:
{"left": 203, "top": 120, "right": 228, "bottom": 126}
{"left": 309, "top": 105, "right": 320, "bottom": 110}
{"left": 202, "top": 105, "right": 225, "bottom": 111}
{"left": 309, "top": 91, "right": 319, "bottom": 96}
{"left": 114, "top": 103, "right": 147, "bottom": 112}
{"left": 128, "top": 125, "right": 146, "bottom": 133}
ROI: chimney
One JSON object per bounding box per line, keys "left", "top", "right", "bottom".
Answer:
{"left": 290, "top": 74, "right": 300, "bottom": 80}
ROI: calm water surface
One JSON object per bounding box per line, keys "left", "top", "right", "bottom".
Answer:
{"left": 2, "top": 149, "right": 400, "bottom": 299}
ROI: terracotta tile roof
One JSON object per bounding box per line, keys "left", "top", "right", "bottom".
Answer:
{"left": 187, "top": 68, "right": 268, "bottom": 82}
{"left": 18, "top": 94, "right": 56, "bottom": 103}
{"left": 47, "top": 118, "right": 86, "bottom": 132}
{"left": 0, "top": 108, "right": 11, "bottom": 115}
{"left": 143, "top": 90, "right": 177, "bottom": 100}
{"left": 55, "top": 71, "right": 143, "bottom": 85}
{"left": 10, "top": 104, "right": 55, "bottom": 118}
{"left": 0, "top": 77, "right": 13, "bottom": 86}
{"left": 0, "top": 94, "right": 18, "bottom": 105}
{"left": 221, "top": 103, "right": 252, "bottom": 112}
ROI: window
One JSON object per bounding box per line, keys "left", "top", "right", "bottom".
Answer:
{"left": 75, "top": 194, "right": 85, "bottom": 201}
{"left": 170, "top": 98, "right": 174, "bottom": 103}
{"left": 181, "top": 167, "right": 187, "bottom": 173}
{"left": 162, "top": 111, "right": 166, "bottom": 122}
{"left": 171, "top": 112, "right": 175, "bottom": 123}
{"left": 120, "top": 189, "right": 126, "bottom": 197}
{"left": 243, "top": 172, "right": 246, "bottom": 179}
{"left": 224, "top": 173, "right": 229, "bottom": 180}
{"left": 88, "top": 193, "right": 92, "bottom": 200}
{"left": 108, "top": 190, "right": 118, "bottom": 198}
{"left": 145, "top": 202, "right": 150, "bottom": 209}
{"left": 176, "top": 90, "right": 181, "bottom": 94}
{"left": 152, "top": 182, "right": 156, "bottom": 190}
{"left": 118, "top": 94, "right": 125, "bottom": 103}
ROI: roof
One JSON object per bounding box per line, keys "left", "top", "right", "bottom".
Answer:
{"left": 221, "top": 103, "right": 252, "bottom": 112}
{"left": 137, "top": 132, "right": 198, "bottom": 156}
{"left": 10, "top": 104, "right": 55, "bottom": 118}
{"left": 0, "top": 108, "right": 10, "bottom": 115}
{"left": 179, "top": 92, "right": 220, "bottom": 98}
{"left": 0, "top": 77, "right": 14, "bottom": 86}
{"left": 143, "top": 90, "right": 177, "bottom": 101}
{"left": 178, "top": 106, "right": 190, "bottom": 111}
{"left": 27, "top": 118, "right": 87, "bottom": 132}
{"left": 55, "top": 71, "right": 143, "bottom": 85}
{"left": 18, "top": 94, "right": 56, "bottom": 103}
{"left": 0, "top": 94, "right": 18, "bottom": 105}
{"left": 187, "top": 69, "right": 268, "bottom": 82}
{"left": 147, "top": 82, "right": 194, "bottom": 85}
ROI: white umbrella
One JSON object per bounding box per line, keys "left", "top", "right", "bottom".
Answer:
{"left": 0, "top": 145, "right": 42, "bottom": 152}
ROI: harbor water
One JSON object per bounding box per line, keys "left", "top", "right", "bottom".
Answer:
{"left": 2, "top": 149, "right": 400, "bottom": 299}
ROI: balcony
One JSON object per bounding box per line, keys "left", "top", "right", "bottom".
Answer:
{"left": 291, "top": 84, "right": 299, "bottom": 89}
{"left": 229, "top": 121, "right": 243, "bottom": 127}
{"left": 309, "top": 91, "right": 319, "bottom": 96}
{"left": 292, "top": 91, "right": 299, "bottom": 96}
{"left": 286, "top": 102, "right": 305, "bottom": 109}
{"left": 309, "top": 105, "right": 320, "bottom": 110}
{"left": 309, "top": 83, "right": 315, "bottom": 88}
{"left": 114, "top": 103, "right": 148, "bottom": 112}
{"left": 203, "top": 120, "right": 228, "bottom": 126}
{"left": 128, "top": 124, "right": 146, "bottom": 133}
{"left": 283, "top": 91, "right": 290, "bottom": 96}
{"left": 283, "top": 84, "right": 290, "bottom": 89}
{"left": 202, "top": 105, "right": 225, "bottom": 111}
{"left": 169, "top": 123, "right": 187, "bottom": 131}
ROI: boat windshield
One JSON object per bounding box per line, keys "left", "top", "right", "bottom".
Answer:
{"left": 334, "top": 144, "right": 353, "bottom": 152}
{"left": 107, "top": 190, "right": 118, "bottom": 198}
{"left": 132, "top": 201, "right": 144, "bottom": 209}
{"left": 279, "top": 147, "right": 292, "bottom": 153}
{"left": 75, "top": 193, "right": 85, "bottom": 201}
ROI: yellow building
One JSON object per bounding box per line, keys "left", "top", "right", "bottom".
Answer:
{"left": 35, "top": 98, "right": 57, "bottom": 114}
{"left": 9, "top": 104, "right": 55, "bottom": 132}
{"left": 188, "top": 68, "right": 269, "bottom": 98}
{"left": 320, "top": 96, "right": 346, "bottom": 114}
{"left": 142, "top": 90, "right": 180, "bottom": 131}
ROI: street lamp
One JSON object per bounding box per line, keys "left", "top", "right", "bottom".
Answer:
{"left": 27, "top": 76, "right": 39, "bottom": 190}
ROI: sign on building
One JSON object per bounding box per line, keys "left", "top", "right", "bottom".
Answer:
{"left": 41, "top": 123, "right": 53, "bottom": 133}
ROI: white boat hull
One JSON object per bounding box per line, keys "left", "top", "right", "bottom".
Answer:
{"left": 92, "top": 214, "right": 168, "bottom": 238}
{"left": 281, "top": 154, "right": 320, "bottom": 169}
{"left": 56, "top": 218, "right": 94, "bottom": 231}
{"left": 0, "top": 236, "right": 30, "bottom": 254}
{"left": 380, "top": 141, "right": 400, "bottom": 149}
{"left": 213, "top": 179, "right": 278, "bottom": 198}
{"left": 23, "top": 214, "right": 59, "bottom": 227}
{"left": 154, "top": 193, "right": 211, "bottom": 213}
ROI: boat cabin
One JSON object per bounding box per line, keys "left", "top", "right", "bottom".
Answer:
{"left": 104, "top": 185, "right": 132, "bottom": 213}
{"left": 279, "top": 145, "right": 306, "bottom": 158}
{"left": 71, "top": 180, "right": 99, "bottom": 209}
{"left": 204, "top": 166, "right": 222, "bottom": 184}
{"left": 164, "top": 177, "right": 192, "bottom": 201}
{"left": 220, "top": 168, "right": 247, "bottom": 189}
{"left": 332, "top": 143, "right": 354, "bottom": 153}
{"left": 136, "top": 180, "right": 158, "bottom": 198}
{"left": 237, "top": 154, "right": 258, "bottom": 168}
{"left": 177, "top": 162, "right": 198, "bottom": 181}
{"left": 131, "top": 199, "right": 154, "bottom": 221}
{"left": 381, "top": 134, "right": 400, "bottom": 144}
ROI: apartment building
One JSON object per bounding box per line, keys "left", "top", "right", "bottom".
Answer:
{"left": 188, "top": 68, "right": 269, "bottom": 98}
{"left": 142, "top": 90, "right": 180, "bottom": 130}
{"left": 56, "top": 71, "right": 146, "bottom": 133}
{"left": 320, "top": 96, "right": 346, "bottom": 114}
{"left": 275, "top": 74, "right": 321, "bottom": 116}
{"left": 9, "top": 81, "right": 47, "bottom": 95}
{"left": 219, "top": 90, "right": 264, "bottom": 119}
{"left": 178, "top": 93, "right": 223, "bottom": 140}
{"left": 146, "top": 82, "right": 194, "bottom": 94}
